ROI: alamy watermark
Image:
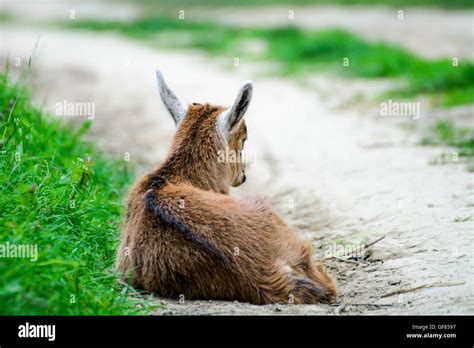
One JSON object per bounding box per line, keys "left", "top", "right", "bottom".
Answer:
{"left": 380, "top": 99, "right": 420, "bottom": 120}
{"left": 18, "top": 322, "right": 55, "bottom": 341}
{"left": 55, "top": 99, "right": 95, "bottom": 120}
{"left": 0, "top": 242, "right": 38, "bottom": 262}
{"left": 217, "top": 147, "right": 257, "bottom": 165}
{"left": 324, "top": 242, "right": 365, "bottom": 260}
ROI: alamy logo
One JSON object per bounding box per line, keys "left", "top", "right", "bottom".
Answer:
{"left": 0, "top": 242, "right": 38, "bottom": 262}
{"left": 380, "top": 99, "right": 420, "bottom": 120}
{"left": 217, "top": 147, "right": 257, "bottom": 164}
{"left": 18, "top": 322, "right": 56, "bottom": 341}
{"left": 55, "top": 99, "right": 95, "bottom": 120}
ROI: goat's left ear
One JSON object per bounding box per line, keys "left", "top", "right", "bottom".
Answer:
{"left": 220, "top": 81, "right": 253, "bottom": 132}
{"left": 155, "top": 69, "right": 187, "bottom": 125}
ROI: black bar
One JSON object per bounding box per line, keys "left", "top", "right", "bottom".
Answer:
{"left": 0, "top": 315, "right": 472, "bottom": 346}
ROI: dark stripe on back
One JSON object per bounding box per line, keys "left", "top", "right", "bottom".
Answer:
{"left": 144, "top": 190, "right": 230, "bottom": 267}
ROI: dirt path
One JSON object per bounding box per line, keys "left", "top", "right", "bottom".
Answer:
{"left": 1, "top": 23, "right": 473, "bottom": 315}
{"left": 2, "top": 0, "right": 473, "bottom": 61}
{"left": 191, "top": 4, "right": 474, "bottom": 61}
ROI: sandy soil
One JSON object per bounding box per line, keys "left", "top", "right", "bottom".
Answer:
{"left": 1, "top": 6, "right": 473, "bottom": 315}
{"left": 0, "top": 0, "right": 144, "bottom": 22}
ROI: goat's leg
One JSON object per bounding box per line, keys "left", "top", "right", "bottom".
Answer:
{"left": 258, "top": 260, "right": 337, "bottom": 304}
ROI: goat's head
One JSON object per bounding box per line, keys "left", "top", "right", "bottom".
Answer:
{"left": 155, "top": 70, "right": 252, "bottom": 192}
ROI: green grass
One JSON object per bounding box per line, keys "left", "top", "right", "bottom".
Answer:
{"left": 453, "top": 216, "right": 472, "bottom": 222}
{"left": 421, "top": 120, "right": 474, "bottom": 171}
{"left": 439, "top": 85, "right": 474, "bottom": 107}
{"left": 140, "top": 0, "right": 474, "bottom": 9}
{"left": 0, "top": 73, "right": 154, "bottom": 315}
{"left": 68, "top": 17, "right": 474, "bottom": 106}
{"left": 0, "top": 12, "right": 12, "bottom": 22}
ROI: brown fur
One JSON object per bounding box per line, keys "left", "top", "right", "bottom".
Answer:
{"left": 116, "top": 103, "right": 338, "bottom": 304}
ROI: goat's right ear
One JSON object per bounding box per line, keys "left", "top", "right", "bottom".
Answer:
{"left": 219, "top": 80, "right": 253, "bottom": 133}
{"left": 155, "top": 69, "right": 186, "bottom": 125}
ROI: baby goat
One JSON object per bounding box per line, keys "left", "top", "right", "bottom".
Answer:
{"left": 115, "top": 70, "right": 337, "bottom": 304}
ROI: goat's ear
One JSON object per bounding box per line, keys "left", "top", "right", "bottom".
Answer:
{"left": 155, "top": 69, "right": 186, "bottom": 125}
{"left": 220, "top": 81, "right": 253, "bottom": 132}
